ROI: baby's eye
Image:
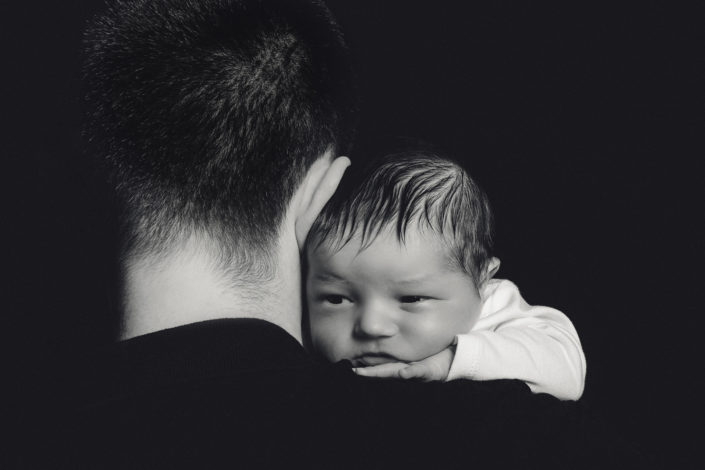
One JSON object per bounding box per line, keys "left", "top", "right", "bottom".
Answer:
{"left": 322, "top": 294, "right": 351, "bottom": 305}
{"left": 400, "top": 295, "right": 427, "bottom": 304}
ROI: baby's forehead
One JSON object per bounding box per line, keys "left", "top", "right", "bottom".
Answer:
{"left": 308, "top": 225, "right": 461, "bottom": 272}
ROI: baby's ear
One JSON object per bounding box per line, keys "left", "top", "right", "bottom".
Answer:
{"left": 481, "top": 257, "right": 501, "bottom": 284}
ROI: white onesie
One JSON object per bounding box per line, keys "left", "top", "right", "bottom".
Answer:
{"left": 447, "top": 278, "right": 586, "bottom": 400}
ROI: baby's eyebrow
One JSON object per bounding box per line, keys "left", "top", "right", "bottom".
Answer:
{"left": 312, "top": 271, "right": 348, "bottom": 283}
{"left": 394, "top": 274, "right": 437, "bottom": 286}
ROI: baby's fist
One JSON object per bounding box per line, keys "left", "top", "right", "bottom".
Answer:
{"left": 398, "top": 346, "right": 455, "bottom": 382}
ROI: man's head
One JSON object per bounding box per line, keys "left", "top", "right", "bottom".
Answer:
{"left": 305, "top": 152, "right": 499, "bottom": 364}
{"left": 84, "top": 0, "right": 355, "bottom": 283}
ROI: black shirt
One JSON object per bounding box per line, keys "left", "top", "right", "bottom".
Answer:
{"left": 19, "top": 319, "right": 651, "bottom": 469}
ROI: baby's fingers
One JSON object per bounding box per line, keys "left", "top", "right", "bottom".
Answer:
{"left": 398, "top": 363, "right": 433, "bottom": 381}
{"left": 353, "top": 362, "right": 408, "bottom": 378}
{"left": 399, "top": 349, "right": 453, "bottom": 381}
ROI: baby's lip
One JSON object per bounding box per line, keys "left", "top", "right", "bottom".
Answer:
{"left": 350, "top": 352, "right": 399, "bottom": 367}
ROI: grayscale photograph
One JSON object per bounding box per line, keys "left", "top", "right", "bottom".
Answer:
{"left": 4, "top": 1, "right": 702, "bottom": 468}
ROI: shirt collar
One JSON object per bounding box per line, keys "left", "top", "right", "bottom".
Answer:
{"left": 86, "top": 318, "right": 312, "bottom": 401}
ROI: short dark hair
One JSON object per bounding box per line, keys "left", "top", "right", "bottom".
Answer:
{"left": 308, "top": 152, "right": 494, "bottom": 284}
{"left": 84, "top": 0, "right": 355, "bottom": 279}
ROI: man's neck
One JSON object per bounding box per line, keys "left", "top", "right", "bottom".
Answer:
{"left": 120, "top": 236, "right": 303, "bottom": 343}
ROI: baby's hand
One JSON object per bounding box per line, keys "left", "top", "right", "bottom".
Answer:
{"left": 353, "top": 347, "right": 455, "bottom": 382}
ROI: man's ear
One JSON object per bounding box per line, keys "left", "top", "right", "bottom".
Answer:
{"left": 295, "top": 155, "right": 351, "bottom": 250}
{"left": 481, "top": 257, "right": 501, "bottom": 285}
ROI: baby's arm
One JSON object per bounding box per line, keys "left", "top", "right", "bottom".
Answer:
{"left": 447, "top": 279, "right": 586, "bottom": 400}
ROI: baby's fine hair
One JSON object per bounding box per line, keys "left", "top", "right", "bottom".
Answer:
{"left": 308, "top": 151, "right": 494, "bottom": 284}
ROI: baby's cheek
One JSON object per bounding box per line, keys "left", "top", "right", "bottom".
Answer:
{"left": 403, "top": 314, "right": 462, "bottom": 359}
{"left": 464, "top": 300, "right": 483, "bottom": 331}
{"left": 310, "top": 316, "right": 350, "bottom": 362}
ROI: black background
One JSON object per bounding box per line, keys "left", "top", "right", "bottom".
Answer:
{"left": 3, "top": 1, "right": 703, "bottom": 468}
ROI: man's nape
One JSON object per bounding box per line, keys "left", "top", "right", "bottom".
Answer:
{"left": 120, "top": 152, "right": 350, "bottom": 342}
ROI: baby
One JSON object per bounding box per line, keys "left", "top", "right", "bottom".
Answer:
{"left": 305, "top": 151, "right": 586, "bottom": 400}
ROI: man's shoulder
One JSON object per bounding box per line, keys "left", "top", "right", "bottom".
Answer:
{"left": 18, "top": 320, "right": 648, "bottom": 469}
{"left": 329, "top": 372, "right": 650, "bottom": 469}
{"left": 21, "top": 319, "right": 325, "bottom": 468}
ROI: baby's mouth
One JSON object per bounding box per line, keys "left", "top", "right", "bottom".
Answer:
{"left": 350, "top": 353, "right": 399, "bottom": 367}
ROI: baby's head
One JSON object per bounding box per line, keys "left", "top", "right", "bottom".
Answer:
{"left": 305, "top": 152, "right": 497, "bottom": 366}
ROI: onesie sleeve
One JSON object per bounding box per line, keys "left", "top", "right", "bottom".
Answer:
{"left": 446, "top": 279, "right": 586, "bottom": 400}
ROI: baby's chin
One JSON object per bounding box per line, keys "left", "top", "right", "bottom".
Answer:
{"left": 348, "top": 352, "right": 401, "bottom": 367}
{"left": 346, "top": 351, "right": 440, "bottom": 368}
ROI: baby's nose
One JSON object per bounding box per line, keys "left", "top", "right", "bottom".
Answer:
{"left": 353, "top": 304, "right": 398, "bottom": 338}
